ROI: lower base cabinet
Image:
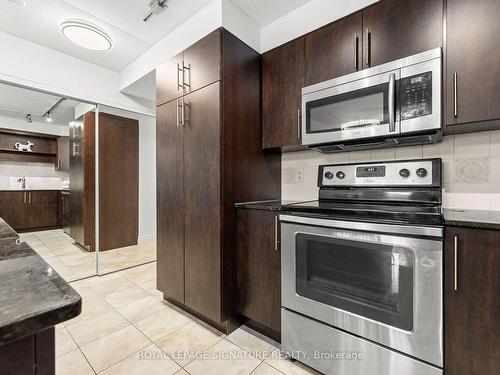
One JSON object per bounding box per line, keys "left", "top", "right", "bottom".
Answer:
{"left": 0, "top": 191, "right": 60, "bottom": 232}
{"left": 444, "top": 226, "right": 500, "bottom": 375}
{"left": 237, "top": 208, "right": 281, "bottom": 340}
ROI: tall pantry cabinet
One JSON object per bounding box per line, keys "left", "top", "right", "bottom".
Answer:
{"left": 156, "top": 28, "right": 281, "bottom": 331}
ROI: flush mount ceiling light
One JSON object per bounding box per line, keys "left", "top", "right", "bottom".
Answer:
{"left": 60, "top": 20, "right": 112, "bottom": 51}
{"left": 3, "top": 0, "right": 26, "bottom": 9}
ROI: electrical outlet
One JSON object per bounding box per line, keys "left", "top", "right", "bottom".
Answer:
{"left": 295, "top": 168, "right": 304, "bottom": 183}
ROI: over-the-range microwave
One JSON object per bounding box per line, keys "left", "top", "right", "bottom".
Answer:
{"left": 301, "top": 48, "right": 442, "bottom": 153}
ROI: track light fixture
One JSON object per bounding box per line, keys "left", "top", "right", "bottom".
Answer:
{"left": 143, "top": 0, "right": 169, "bottom": 22}
{"left": 25, "top": 114, "right": 32, "bottom": 124}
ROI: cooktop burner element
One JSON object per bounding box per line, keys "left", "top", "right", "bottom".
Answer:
{"left": 283, "top": 158, "right": 443, "bottom": 227}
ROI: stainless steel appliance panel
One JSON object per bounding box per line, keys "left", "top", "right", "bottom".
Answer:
{"left": 280, "top": 219, "right": 443, "bottom": 366}
{"left": 282, "top": 308, "right": 443, "bottom": 375}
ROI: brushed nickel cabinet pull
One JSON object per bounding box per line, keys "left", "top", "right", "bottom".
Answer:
{"left": 365, "top": 28, "right": 371, "bottom": 67}
{"left": 177, "top": 63, "right": 183, "bottom": 91}
{"left": 354, "top": 33, "right": 359, "bottom": 71}
{"left": 453, "top": 72, "right": 458, "bottom": 117}
{"left": 181, "top": 97, "right": 186, "bottom": 126}
{"left": 454, "top": 235, "right": 458, "bottom": 291}
{"left": 297, "top": 108, "right": 301, "bottom": 140}
{"left": 176, "top": 99, "right": 181, "bottom": 127}
{"left": 29, "top": 192, "right": 32, "bottom": 204}
{"left": 183, "top": 63, "right": 191, "bottom": 90}
{"left": 23, "top": 192, "right": 26, "bottom": 204}
{"left": 274, "top": 215, "right": 279, "bottom": 252}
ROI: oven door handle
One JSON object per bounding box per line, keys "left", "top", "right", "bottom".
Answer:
{"left": 279, "top": 214, "right": 443, "bottom": 238}
{"left": 388, "top": 73, "right": 396, "bottom": 132}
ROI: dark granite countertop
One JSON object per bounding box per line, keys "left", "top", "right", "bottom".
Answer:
{"left": 443, "top": 209, "right": 500, "bottom": 230}
{"left": 235, "top": 200, "right": 299, "bottom": 211}
{"left": 0, "top": 218, "right": 81, "bottom": 345}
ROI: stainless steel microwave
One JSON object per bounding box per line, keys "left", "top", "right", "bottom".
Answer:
{"left": 301, "top": 48, "right": 442, "bottom": 152}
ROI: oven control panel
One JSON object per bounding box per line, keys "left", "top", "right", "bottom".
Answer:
{"left": 319, "top": 159, "right": 441, "bottom": 187}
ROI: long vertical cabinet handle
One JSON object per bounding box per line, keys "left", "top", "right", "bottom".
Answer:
{"left": 181, "top": 97, "right": 186, "bottom": 126}
{"left": 453, "top": 72, "right": 458, "bottom": 117}
{"left": 365, "top": 28, "right": 371, "bottom": 67}
{"left": 177, "top": 63, "right": 183, "bottom": 91}
{"left": 454, "top": 235, "right": 458, "bottom": 291}
{"left": 176, "top": 99, "right": 181, "bottom": 127}
{"left": 297, "top": 109, "right": 301, "bottom": 140}
{"left": 183, "top": 63, "right": 191, "bottom": 91}
{"left": 23, "top": 192, "right": 26, "bottom": 204}
{"left": 274, "top": 215, "right": 279, "bottom": 252}
{"left": 354, "top": 33, "right": 359, "bottom": 71}
{"left": 29, "top": 192, "right": 32, "bottom": 204}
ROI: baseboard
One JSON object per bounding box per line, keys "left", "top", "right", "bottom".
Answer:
{"left": 138, "top": 234, "right": 156, "bottom": 244}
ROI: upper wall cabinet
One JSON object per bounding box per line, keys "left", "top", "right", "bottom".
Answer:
{"left": 262, "top": 37, "right": 305, "bottom": 149}
{"left": 156, "top": 30, "right": 221, "bottom": 107}
{"left": 362, "top": 0, "right": 442, "bottom": 68}
{"left": 305, "top": 12, "right": 363, "bottom": 86}
{"left": 445, "top": 0, "right": 500, "bottom": 131}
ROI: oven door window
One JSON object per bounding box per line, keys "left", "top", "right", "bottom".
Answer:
{"left": 296, "top": 234, "right": 414, "bottom": 331}
{"left": 306, "top": 83, "right": 390, "bottom": 134}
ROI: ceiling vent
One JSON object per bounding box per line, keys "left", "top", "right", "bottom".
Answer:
{"left": 143, "top": 0, "right": 170, "bottom": 22}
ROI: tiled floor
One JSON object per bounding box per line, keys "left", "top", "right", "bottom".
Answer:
{"left": 57, "top": 263, "right": 319, "bottom": 375}
{"left": 20, "top": 229, "right": 156, "bottom": 281}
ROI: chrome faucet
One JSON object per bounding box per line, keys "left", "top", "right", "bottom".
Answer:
{"left": 17, "top": 176, "right": 26, "bottom": 189}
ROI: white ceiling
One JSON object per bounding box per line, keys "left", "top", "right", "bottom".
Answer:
{"left": 232, "top": 0, "right": 310, "bottom": 26}
{"left": 0, "top": 0, "right": 212, "bottom": 71}
{"left": 0, "top": 83, "right": 80, "bottom": 124}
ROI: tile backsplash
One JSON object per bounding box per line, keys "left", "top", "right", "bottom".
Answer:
{"left": 0, "top": 161, "right": 69, "bottom": 190}
{"left": 282, "top": 130, "right": 500, "bottom": 210}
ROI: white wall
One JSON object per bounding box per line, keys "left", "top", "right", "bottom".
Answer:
{"left": 0, "top": 113, "right": 69, "bottom": 136}
{"left": 260, "top": 0, "right": 379, "bottom": 52}
{"left": 282, "top": 131, "right": 500, "bottom": 211}
{"left": 138, "top": 115, "right": 156, "bottom": 244}
{"left": 0, "top": 32, "right": 155, "bottom": 117}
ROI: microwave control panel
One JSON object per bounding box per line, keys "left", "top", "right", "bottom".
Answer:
{"left": 400, "top": 71, "right": 432, "bottom": 120}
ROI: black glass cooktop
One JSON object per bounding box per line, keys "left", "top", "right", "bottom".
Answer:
{"left": 282, "top": 200, "right": 443, "bottom": 226}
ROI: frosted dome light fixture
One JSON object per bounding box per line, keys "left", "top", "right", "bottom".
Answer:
{"left": 61, "top": 20, "right": 112, "bottom": 52}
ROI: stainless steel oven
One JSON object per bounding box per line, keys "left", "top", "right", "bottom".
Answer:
{"left": 280, "top": 159, "right": 444, "bottom": 375}
{"left": 301, "top": 48, "right": 441, "bottom": 152}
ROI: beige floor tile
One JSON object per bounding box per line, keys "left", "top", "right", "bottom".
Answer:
{"left": 102, "top": 285, "right": 151, "bottom": 308}
{"left": 137, "top": 278, "right": 163, "bottom": 298}
{"left": 265, "top": 349, "right": 320, "bottom": 375}
{"left": 67, "top": 310, "right": 130, "bottom": 347}
{"left": 81, "top": 325, "right": 151, "bottom": 373}
{"left": 227, "top": 326, "right": 277, "bottom": 360}
{"left": 135, "top": 307, "right": 192, "bottom": 342}
{"left": 56, "top": 325, "right": 78, "bottom": 357}
{"left": 56, "top": 349, "right": 95, "bottom": 375}
{"left": 85, "top": 274, "right": 135, "bottom": 296}
{"left": 120, "top": 264, "right": 156, "bottom": 285}
{"left": 113, "top": 295, "right": 168, "bottom": 323}
{"left": 64, "top": 297, "right": 113, "bottom": 328}
{"left": 99, "top": 344, "right": 180, "bottom": 375}
{"left": 156, "top": 321, "right": 225, "bottom": 366}
{"left": 184, "top": 339, "right": 261, "bottom": 375}
{"left": 174, "top": 369, "right": 190, "bottom": 375}
{"left": 252, "top": 363, "right": 285, "bottom": 375}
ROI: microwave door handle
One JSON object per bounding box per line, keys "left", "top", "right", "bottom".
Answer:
{"left": 388, "top": 73, "right": 396, "bottom": 132}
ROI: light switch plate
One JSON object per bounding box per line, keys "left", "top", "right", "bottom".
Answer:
{"left": 295, "top": 168, "right": 304, "bottom": 183}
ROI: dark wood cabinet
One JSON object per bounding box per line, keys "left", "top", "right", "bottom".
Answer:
{"left": 156, "top": 100, "right": 185, "bottom": 303}
{"left": 156, "top": 28, "right": 281, "bottom": 331}
{"left": 0, "top": 191, "right": 60, "bottom": 231}
{"left": 0, "top": 191, "right": 27, "bottom": 231}
{"left": 444, "top": 226, "right": 500, "bottom": 375}
{"left": 26, "top": 191, "right": 59, "bottom": 229}
{"left": 0, "top": 327, "right": 55, "bottom": 375}
{"left": 156, "top": 52, "right": 184, "bottom": 106}
{"left": 61, "top": 191, "right": 70, "bottom": 234}
{"left": 183, "top": 83, "right": 222, "bottom": 323}
{"left": 156, "top": 30, "right": 221, "bottom": 107}
{"left": 56, "top": 136, "right": 69, "bottom": 171}
{"left": 445, "top": 0, "right": 500, "bottom": 131}
{"left": 237, "top": 208, "right": 281, "bottom": 339}
{"left": 362, "top": 0, "right": 442, "bottom": 68}
{"left": 183, "top": 29, "right": 221, "bottom": 95}
{"left": 262, "top": 37, "right": 305, "bottom": 149}
{"left": 305, "top": 12, "right": 363, "bottom": 85}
